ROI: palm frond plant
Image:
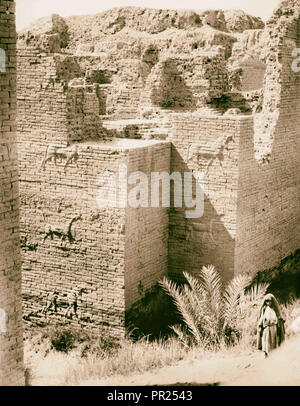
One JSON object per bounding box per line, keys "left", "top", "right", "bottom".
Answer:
{"left": 160, "top": 277, "right": 206, "bottom": 346}
{"left": 160, "top": 265, "right": 269, "bottom": 349}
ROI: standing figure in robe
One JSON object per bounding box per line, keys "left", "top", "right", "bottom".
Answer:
{"left": 257, "top": 293, "right": 285, "bottom": 357}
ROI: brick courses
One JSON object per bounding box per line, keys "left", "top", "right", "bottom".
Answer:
{"left": 0, "top": 0, "right": 24, "bottom": 386}
{"left": 1, "top": 0, "right": 298, "bottom": 387}
{"left": 14, "top": 1, "right": 300, "bottom": 344}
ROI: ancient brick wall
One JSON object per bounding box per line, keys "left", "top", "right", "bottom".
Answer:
{"left": 170, "top": 108, "right": 299, "bottom": 280}
{"left": 73, "top": 50, "right": 231, "bottom": 119}
{"left": 168, "top": 2, "right": 300, "bottom": 280}
{"left": 16, "top": 25, "right": 171, "bottom": 333}
{"left": 67, "top": 82, "right": 103, "bottom": 141}
{"left": 169, "top": 114, "right": 242, "bottom": 282}
{"left": 19, "top": 136, "right": 169, "bottom": 334}
{"left": 235, "top": 117, "right": 299, "bottom": 275}
{"left": 125, "top": 142, "right": 170, "bottom": 308}
{"left": 102, "top": 118, "right": 170, "bottom": 141}
{"left": 235, "top": 8, "right": 300, "bottom": 275}
{"left": 15, "top": 2, "right": 300, "bottom": 336}
{"left": 0, "top": 0, "right": 24, "bottom": 386}
{"left": 17, "top": 47, "right": 74, "bottom": 144}
{"left": 17, "top": 46, "right": 103, "bottom": 144}
{"left": 141, "top": 54, "right": 229, "bottom": 110}
{"left": 239, "top": 62, "right": 266, "bottom": 92}
{"left": 19, "top": 140, "right": 127, "bottom": 334}
{"left": 75, "top": 56, "right": 144, "bottom": 120}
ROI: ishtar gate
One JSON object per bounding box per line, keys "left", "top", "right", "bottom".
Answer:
{"left": 0, "top": 0, "right": 24, "bottom": 385}
{"left": 0, "top": 0, "right": 299, "bottom": 385}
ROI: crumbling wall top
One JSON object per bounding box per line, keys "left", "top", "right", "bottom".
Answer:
{"left": 18, "top": 14, "right": 69, "bottom": 52}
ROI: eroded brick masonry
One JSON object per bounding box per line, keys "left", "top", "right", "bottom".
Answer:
{"left": 0, "top": 0, "right": 24, "bottom": 386}
{"left": 16, "top": 2, "right": 300, "bottom": 336}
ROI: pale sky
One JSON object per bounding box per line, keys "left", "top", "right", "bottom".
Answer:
{"left": 16, "top": 0, "right": 281, "bottom": 31}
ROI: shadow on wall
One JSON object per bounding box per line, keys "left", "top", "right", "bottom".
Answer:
{"left": 235, "top": 44, "right": 300, "bottom": 273}
{"left": 151, "top": 59, "right": 196, "bottom": 110}
{"left": 125, "top": 142, "right": 236, "bottom": 340}
{"left": 249, "top": 250, "right": 300, "bottom": 303}
{"left": 96, "top": 86, "right": 107, "bottom": 115}
{"left": 168, "top": 146, "right": 235, "bottom": 283}
{"left": 90, "top": 70, "right": 114, "bottom": 116}
{"left": 85, "top": 69, "right": 113, "bottom": 85}
{"left": 235, "top": 91, "right": 300, "bottom": 276}
{"left": 125, "top": 283, "right": 182, "bottom": 340}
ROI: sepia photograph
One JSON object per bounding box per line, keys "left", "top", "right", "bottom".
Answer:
{"left": 0, "top": 0, "right": 299, "bottom": 390}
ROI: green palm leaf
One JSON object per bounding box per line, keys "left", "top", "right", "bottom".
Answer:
{"left": 160, "top": 277, "right": 203, "bottom": 344}
{"left": 223, "top": 273, "right": 251, "bottom": 328}
{"left": 160, "top": 265, "right": 269, "bottom": 349}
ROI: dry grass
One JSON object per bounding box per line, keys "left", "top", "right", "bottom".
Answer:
{"left": 281, "top": 299, "right": 300, "bottom": 337}
{"left": 24, "top": 334, "right": 254, "bottom": 386}
{"left": 24, "top": 299, "right": 300, "bottom": 386}
{"left": 25, "top": 335, "right": 194, "bottom": 386}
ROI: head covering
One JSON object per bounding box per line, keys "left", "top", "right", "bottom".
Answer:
{"left": 257, "top": 293, "right": 285, "bottom": 350}
{"left": 258, "top": 293, "right": 283, "bottom": 320}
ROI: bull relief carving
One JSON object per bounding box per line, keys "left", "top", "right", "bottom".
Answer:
{"left": 186, "top": 221, "right": 218, "bottom": 247}
{"left": 186, "top": 135, "right": 234, "bottom": 174}
{"left": 40, "top": 143, "right": 79, "bottom": 172}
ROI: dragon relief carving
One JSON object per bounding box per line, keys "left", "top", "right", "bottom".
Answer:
{"left": 43, "top": 215, "right": 82, "bottom": 245}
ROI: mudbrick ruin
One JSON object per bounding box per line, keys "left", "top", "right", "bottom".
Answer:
{"left": 0, "top": 0, "right": 300, "bottom": 385}
{"left": 0, "top": 0, "right": 24, "bottom": 385}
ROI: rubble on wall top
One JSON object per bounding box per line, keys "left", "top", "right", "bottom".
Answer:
{"left": 18, "top": 7, "right": 264, "bottom": 45}
{"left": 18, "top": 14, "right": 69, "bottom": 49}
{"left": 16, "top": 2, "right": 300, "bottom": 135}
